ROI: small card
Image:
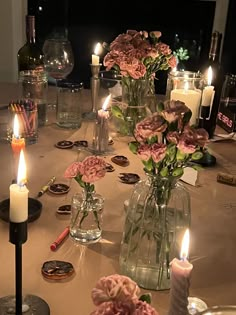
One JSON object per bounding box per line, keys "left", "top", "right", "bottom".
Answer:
{"left": 181, "top": 167, "right": 198, "bottom": 186}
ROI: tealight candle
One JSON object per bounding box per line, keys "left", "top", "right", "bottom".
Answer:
{"left": 9, "top": 149, "right": 29, "bottom": 223}
{"left": 168, "top": 229, "right": 193, "bottom": 315}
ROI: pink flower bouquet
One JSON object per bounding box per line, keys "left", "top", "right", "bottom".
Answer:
{"left": 90, "top": 274, "right": 159, "bottom": 315}
{"left": 129, "top": 100, "right": 209, "bottom": 177}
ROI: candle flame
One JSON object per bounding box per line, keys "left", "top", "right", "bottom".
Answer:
{"left": 102, "top": 94, "right": 111, "bottom": 111}
{"left": 180, "top": 229, "right": 190, "bottom": 260}
{"left": 94, "top": 42, "right": 102, "bottom": 55}
{"left": 17, "top": 149, "right": 27, "bottom": 186}
{"left": 13, "top": 114, "right": 20, "bottom": 138}
{"left": 207, "top": 66, "right": 213, "bottom": 85}
{"left": 184, "top": 81, "right": 189, "bottom": 92}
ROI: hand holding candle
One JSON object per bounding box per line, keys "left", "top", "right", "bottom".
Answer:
{"left": 9, "top": 149, "right": 29, "bottom": 223}
{"left": 168, "top": 229, "right": 193, "bottom": 315}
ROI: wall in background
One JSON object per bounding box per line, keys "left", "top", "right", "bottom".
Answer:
{"left": 0, "top": 0, "right": 27, "bottom": 83}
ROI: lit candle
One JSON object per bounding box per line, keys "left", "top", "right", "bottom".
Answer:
{"left": 170, "top": 81, "right": 201, "bottom": 125}
{"left": 94, "top": 94, "right": 111, "bottom": 153}
{"left": 200, "top": 66, "right": 215, "bottom": 118}
{"left": 168, "top": 229, "right": 193, "bottom": 315}
{"left": 97, "top": 94, "right": 111, "bottom": 120}
{"left": 11, "top": 114, "right": 25, "bottom": 155}
{"left": 92, "top": 42, "right": 102, "bottom": 65}
{"left": 9, "top": 149, "right": 29, "bottom": 223}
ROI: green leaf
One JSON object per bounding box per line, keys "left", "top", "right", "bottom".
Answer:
{"left": 191, "top": 164, "right": 204, "bottom": 171}
{"left": 143, "top": 159, "right": 153, "bottom": 172}
{"left": 172, "top": 168, "right": 184, "bottom": 177}
{"left": 191, "top": 151, "right": 204, "bottom": 160}
{"left": 176, "top": 150, "right": 187, "bottom": 161}
{"left": 157, "top": 102, "right": 164, "bottom": 112}
{"left": 129, "top": 141, "right": 139, "bottom": 154}
{"left": 111, "top": 105, "right": 124, "bottom": 120}
{"left": 160, "top": 167, "right": 169, "bottom": 177}
{"left": 139, "top": 293, "right": 152, "bottom": 304}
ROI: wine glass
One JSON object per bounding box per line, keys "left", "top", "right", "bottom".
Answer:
{"left": 42, "top": 37, "right": 75, "bottom": 110}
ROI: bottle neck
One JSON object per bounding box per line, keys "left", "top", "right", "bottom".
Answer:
{"left": 26, "top": 15, "right": 36, "bottom": 44}
{"left": 208, "top": 31, "right": 222, "bottom": 64}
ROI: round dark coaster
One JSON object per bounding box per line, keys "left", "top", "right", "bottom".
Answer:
{"left": 73, "top": 140, "right": 88, "bottom": 147}
{"left": 55, "top": 140, "right": 74, "bottom": 149}
{"left": 105, "top": 162, "right": 115, "bottom": 172}
{"left": 0, "top": 294, "right": 50, "bottom": 314}
{"left": 48, "top": 183, "right": 70, "bottom": 195}
{"left": 0, "top": 198, "right": 42, "bottom": 223}
{"left": 57, "top": 204, "right": 71, "bottom": 215}
{"left": 41, "top": 260, "right": 74, "bottom": 280}
{"left": 111, "top": 155, "right": 129, "bottom": 167}
{"left": 119, "top": 173, "right": 140, "bottom": 184}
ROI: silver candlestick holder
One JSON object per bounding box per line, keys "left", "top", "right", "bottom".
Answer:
{"left": 84, "top": 64, "right": 101, "bottom": 120}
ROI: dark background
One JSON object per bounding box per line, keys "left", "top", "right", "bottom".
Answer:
{"left": 27, "top": 0, "right": 235, "bottom": 93}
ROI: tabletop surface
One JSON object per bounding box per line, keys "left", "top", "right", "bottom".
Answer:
{"left": 0, "top": 82, "right": 236, "bottom": 315}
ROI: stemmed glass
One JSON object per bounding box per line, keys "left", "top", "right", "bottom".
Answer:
{"left": 42, "top": 37, "right": 75, "bottom": 110}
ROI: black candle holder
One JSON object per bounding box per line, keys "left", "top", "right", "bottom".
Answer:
{"left": 0, "top": 221, "right": 50, "bottom": 314}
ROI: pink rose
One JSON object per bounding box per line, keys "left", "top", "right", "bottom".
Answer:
{"left": 80, "top": 156, "right": 106, "bottom": 183}
{"left": 150, "top": 143, "right": 167, "bottom": 163}
{"left": 91, "top": 274, "right": 140, "bottom": 306}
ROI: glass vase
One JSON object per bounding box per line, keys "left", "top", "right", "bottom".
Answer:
{"left": 69, "top": 190, "right": 104, "bottom": 244}
{"left": 119, "top": 174, "right": 191, "bottom": 290}
{"left": 121, "top": 77, "right": 152, "bottom": 135}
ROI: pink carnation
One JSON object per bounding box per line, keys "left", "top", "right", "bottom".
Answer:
{"left": 150, "top": 143, "right": 167, "bottom": 163}
{"left": 64, "top": 162, "right": 82, "bottom": 178}
{"left": 80, "top": 156, "right": 106, "bottom": 183}
{"left": 90, "top": 301, "right": 135, "bottom": 315}
{"left": 91, "top": 274, "right": 140, "bottom": 306}
{"left": 137, "top": 144, "right": 152, "bottom": 161}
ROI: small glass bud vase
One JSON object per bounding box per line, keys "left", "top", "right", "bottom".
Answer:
{"left": 69, "top": 189, "right": 104, "bottom": 244}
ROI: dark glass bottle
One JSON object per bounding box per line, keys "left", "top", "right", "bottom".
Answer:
{"left": 17, "top": 15, "right": 44, "bottom": 72}
{"left": 198, "top": 31, "right": 224, "bottom": 138}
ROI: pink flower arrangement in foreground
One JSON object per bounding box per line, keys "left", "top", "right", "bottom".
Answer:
{"left": 129, "top": 100, "right": 209, "bottom": 177}
{"left": 103, "top": 29, "right": 177, "bottom": 80}
{"left": 90, "top": 274, "right": 159, "bottom": 315}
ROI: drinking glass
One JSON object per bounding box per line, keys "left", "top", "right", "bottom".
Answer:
{"left": 42, "top": 38, "right": 75, "bottom": 110}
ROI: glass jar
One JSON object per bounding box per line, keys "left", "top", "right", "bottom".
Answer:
{"left": 166, "top": 71, "right": 204, "bottom": 125}
{"left": 119, "top": 174, "right": 191, "bottom": 291}
{"left": 57, "top": 81, "right": 83, "bottom": 129}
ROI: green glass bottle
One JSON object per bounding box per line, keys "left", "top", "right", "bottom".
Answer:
{"left": 17, "top": 15, "right": 44, "bottom": 72}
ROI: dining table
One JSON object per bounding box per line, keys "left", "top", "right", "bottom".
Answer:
{"left": 0, "top": 81, "right": 236, "bottom": 315}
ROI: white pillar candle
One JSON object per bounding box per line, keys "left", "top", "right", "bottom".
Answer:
{"left": 92, "top": 42, "right": 101, "bottom": 65}
{"left": 168, "top": 229, "right": 193, "bottom": 315}
{"left": 170, "top": 89, "right": 201, "bottom": 125}
{"left": 9, "top": 149, "right": 28, "bottom": 223}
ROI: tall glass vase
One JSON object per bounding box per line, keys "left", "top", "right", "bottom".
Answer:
{"left": 121, "top": 77, "right": 152, "bottom": 135}
{"left": 119, "top": 174, "right": 191, "bottom": 290}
